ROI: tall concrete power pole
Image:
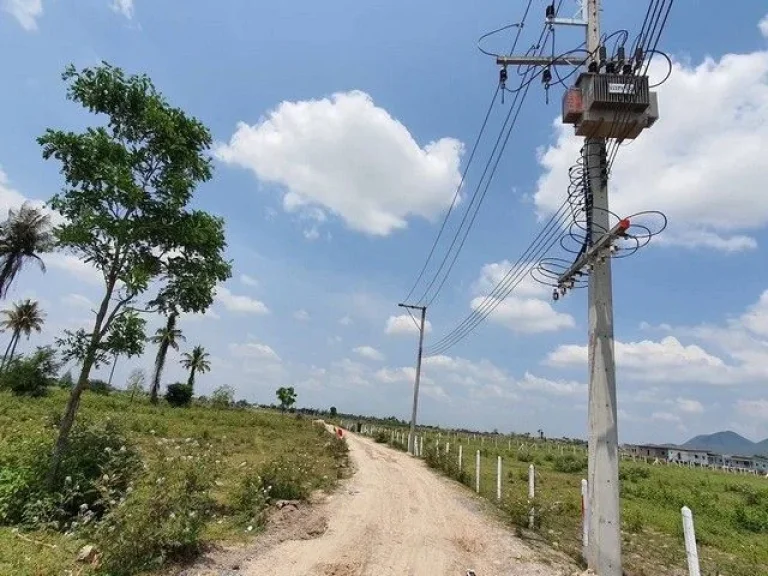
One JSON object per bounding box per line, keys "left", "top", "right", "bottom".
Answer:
{"left": 494, "top": 0, "right": 654, "bottom": 572}
{"left": 583, "top": 1, "right": 622, "bottom": 574}
{"left": 399, "top": 303, "right": 427, "bottom": 455}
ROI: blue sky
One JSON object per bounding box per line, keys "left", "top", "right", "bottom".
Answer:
{"left": 2, "top": 0, "right": 768, "bottom": 445}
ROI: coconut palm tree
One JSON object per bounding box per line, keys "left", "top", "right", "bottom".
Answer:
{"left": 148, "top": 312, "right": 185, "bottom": 403}
{"left": 0, "top": 203, "right": 53, "bottom": 299}
{"left": 0, "top": 299, "right": 45, "bottom": 369}
{"left": 180, "top": 344, "right": 211, "bottom": 391}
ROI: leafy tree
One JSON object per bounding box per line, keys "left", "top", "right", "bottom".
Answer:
{"left": 180, "top": 344, "right": 210, "bottom": 390}
{"left": 148, "top": 312, "right": 185, "bottom": 403}
{"left": 39, "top": 63, "right": 231, "bottom": 482}
{"left": 329, "top": 406, "right": 337, "bottom": 417}
{"left": 125, "top": 368, "right": 146, "bottom": 403}
{"left": 0, "top": 299, "right": 45, "bottom": 370}
{"left": 211, "top": 384, "right": 234, "bottom": 409}
{"left": 276, "top": 386, "right": 297, "bottom": 412}
{"left": 88, "top": 378, "right": 111, "bottom": 395}
{"left": 165, "top": 382, "right": 193, "bottom": 407}
{"left": 0, "top": 346, "right": 60, "bottom": 396}
{"left": 0, "top": 203, "right": 53, "bottom": 298}
{"left": 59, "top": 370, "right": 74, "bottom": 389}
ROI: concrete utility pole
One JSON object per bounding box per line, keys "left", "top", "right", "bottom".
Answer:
{"left": 495, "top": 0, "right": 658, "bottom": 572}
{"left": 583, "top": 1, "right": 622, "bottom": 573}
{"left": 399, "top": 303, "right": 427, "bottom": 455}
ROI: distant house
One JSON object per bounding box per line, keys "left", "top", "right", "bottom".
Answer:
{"left": 625, "top": 444, "right": 670, "bottom": 460}
{"left": 668, "top": 448, "right": 709, "bottom": 466}
{"left": 752, "top": 456, "right": 768, "bottom": 473}
{"left": 729, "top": 455, "right": 755, "bottom": 470}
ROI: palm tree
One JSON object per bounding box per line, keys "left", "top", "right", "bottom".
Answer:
{"left": 148, "top": 312, "right": 185, "bottom": 403}
{"left": 0, "top": 203, "right": 53, "bottom": 299}
{"left": 180, "top": 345, "right": 211, "bottom": 390}
{"left": 0, "top": 299, "right": 45, "bottom": 369}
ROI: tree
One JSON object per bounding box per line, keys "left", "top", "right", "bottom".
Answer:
{"left": 0, "top": 299, "right": 45, "bottom": 370}
{"left": 165, "top": 382, "right": 193, "bottom": 407}
{"left": 148, "top": 312, "right": 185, "bottom": 403}
{"left": 211, "top": 384, "right": 234, "bottom": 409}
{"left": 276, "top": 386, "right": 297, "bottom": 412}
{"left": 180, "top": 344, "right": 210, "bottom": 391}
{"left": 125, "top": 368, "right": 145, "bottom": 403}
{"left": 0, "top": 203, "right": 53, "bottom": 298}
{"left": 0, "top": 346, "right": 60, "bottom": 396}
{"left": 39, "top": 63, "right": 231, "bottom": 482}
{"left": 329, "top": 406, "right": 337, "bottom": 417}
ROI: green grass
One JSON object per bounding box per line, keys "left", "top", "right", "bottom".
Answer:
{"left": 0, "top": 389, "right": 347, "bottom": 576}
{"left": 383, "top": 430, "right": 768, "bottom": 576}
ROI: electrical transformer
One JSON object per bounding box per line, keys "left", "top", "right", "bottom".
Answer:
{"left": 562, "top": 72, "right": 658, "bottom": 139}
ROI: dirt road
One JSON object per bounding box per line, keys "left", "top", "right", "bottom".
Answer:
{"left": 236, "top": 432, "right": 572, "bottom": 576}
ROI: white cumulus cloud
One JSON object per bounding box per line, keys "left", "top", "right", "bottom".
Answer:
{"left": 111, "top": 0, "right": 133, "bottom": 19}
{"left": 229, "top": 342, "right": 281, "bottom": 362}
{"left": 385, "top": 314, "right": 432, "bottom": 336}
{"left": 214, "top": 90, "right": 464, "bottom": 236}
{"left": 469, "top": 261, "right": 574, "bottom": 333}
{"left": 353, "top": 345, "right": 384, "bottom": 361}
{"left": 293, "top": 309, "right": 310, "bottom": 321}
{"left": 534, "top": 48, "right": 768, "bottom": 251}
{"left": 215, "top": 286, "right": 269, "bottom": 314}
{"left": 240, "top": 274, "right": 258, "bottom": 287}
{"left": 3, "top": 0, "right": 42, "bottom": 30}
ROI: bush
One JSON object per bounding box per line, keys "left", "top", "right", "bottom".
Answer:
{"left": 619, "top": 465, "right": 652, "bottom": 483}
{"left": 211, "top": 385, "right": 234, "bottom": 409}
{"left": 165, "top": 383, "right": 193, "bottom": 407}
{"left": 94, "top": 447, "right": 215, "bottom": 575}
{"left": 229, "top": 472, "right": 269, "bottom": 527}
{"left": 0, "top": 419, "right": 140, "bottom": 530}
{"left": 552, "top": 454, "right": 587, "bottom": 473}
{"left": 58, "top": 370, "right": 74, "bottom": 389}
{"left": 516, "top": 450, "right": 534, "bottom": 463}
{"left": 0, "top": 346, "right": 60, "bottom": 397}
{"left": 258, "top": 454, "right": 313, "bottom": 501}
{"left": 88, "top": 378, "right": 111, "bottom": 395}
{"left": 373, "top": 431, "right": 389, "bottom": 443}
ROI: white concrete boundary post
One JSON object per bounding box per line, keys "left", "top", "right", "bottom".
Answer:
{"left": 459, "top": 445, "right": 463, "bottom": 471}
{"left": 496, "top": 456, "right": 502, "bottom": 501}
{"left": 475, "top": 450, "right": 481, "bottom": 493}
{"left": 528, "top": 464, "right": 535, "bottom": 529}
{"left": 446, "top": 442, "right": 450, "bottom": 454}
{"left": 682, "top": 506, "right": 701, "bottom": 576}
{"left": 419, "top": 435, "right": 424, "bottom": 458}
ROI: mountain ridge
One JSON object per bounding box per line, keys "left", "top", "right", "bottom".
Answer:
{"left": 680, "top": 430, "right": 768, "bottom": 456}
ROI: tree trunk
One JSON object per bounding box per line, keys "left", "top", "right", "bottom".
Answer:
{"left": 107, "top": 352, "right": 119, "bottom": 387}
{"left": 6, "top": 332, "right": 20, "bottom": 367}
{"left": 47, "top": 351, "right": 96, "bottom": 486}
{"left": 0, "top": 331, "right": 16, "bottom": 371}
{"left": 187, "top": 366, "right": 196, "bottom": 390}
{"left": 150, "top": 313, "right": 177, "bottom": 404}
{"left": 48, "top": 265, "right": 119, "bottom": 487}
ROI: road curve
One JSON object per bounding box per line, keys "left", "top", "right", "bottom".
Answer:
{"left": 241, "top": 432, "right": 571, "bottom": 576}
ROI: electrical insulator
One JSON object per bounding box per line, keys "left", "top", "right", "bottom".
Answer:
{"left": 542, "top": 68, "right": 552, "bottom": 85}
{"left": 599, "top": 46, "right": 607, "bottom": 67}
{"left": 545, "top": 3, "right": 555, "bottom": 19}
{"left": 617, "top": 46, "right": 626, "bottom": 66}
{"left": 552, "top": 289, "right": 559, "bottom": 301}
{"left": 499, "top": 67, "right": 508, "bottom": 87}
{"left": 606, "top": 61, "right": 616, "bottom": 74}
{"left": 588, "top": 61, "right": 598, "bottom": 73}
{"left": 559, "top": 285, "right": 567, "bottom": 296}
{"left": 634, "top": 48, "right": 644, "bottom": 70}
{"left": 622, "top": 63, "right": 633, "bottom": 75}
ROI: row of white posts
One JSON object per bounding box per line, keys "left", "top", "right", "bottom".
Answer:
{"left": 353, "top": 426, "right": 702, "bottom": 576}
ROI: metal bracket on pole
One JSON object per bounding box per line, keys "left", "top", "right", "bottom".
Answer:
{"left": 547, "top": 0, "right": 588, "bottom": 27}
{"left": 496, "top": 55, "right": 585, "bottom": 67}
{"left": 553, "top": 218, "right": 630, "bottom": 300}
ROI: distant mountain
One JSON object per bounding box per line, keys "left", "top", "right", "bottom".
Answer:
{"left": 681, "top": 431, "right": 768, "bottom": 456}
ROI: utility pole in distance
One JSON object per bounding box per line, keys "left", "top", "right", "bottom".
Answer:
{"left": 399, "top": 303, "right": 427, "bottom": 455}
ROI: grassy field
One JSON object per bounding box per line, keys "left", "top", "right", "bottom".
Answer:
{"left": 370, "top": 428, "right": 768, "bottom": 576}
{"left": 0, "top": 389, "right": 348, "bottom": 576}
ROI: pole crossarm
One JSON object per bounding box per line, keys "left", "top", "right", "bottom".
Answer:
{"left": 556, "top": 218, "right": 630, "bottom": 289}
{"left": 496, "top": 55, "right": 585, "bottom": 67}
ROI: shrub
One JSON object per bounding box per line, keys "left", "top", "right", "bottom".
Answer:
{"left": 165, "top": 383, "right": 193, "bottom": 407}
{"left": 552, "top": 454, "right": 587, "bottom": 474}
{"left": 516, "top": 450, "right": 534, "bottom": 463}
{"left": 58, "top": 370, "right": 74, "bottom": 389}
{"left": 624, "top": 508, "right": 645, "bottom": 533}
{"left": 0, "top": 419, "right": 139, "bottom": 530}
{"left": 229, "top": 472, "right": 269, "bottom": 527}
{"left": 373, "top": 431, "right": 389, "bottom": 443}
{"left": 258, "top": 454, "right": 313, "bottom": 501}
{"left": 211, "top": 385, "right": 234, "bottom": 409}
{"left": 88, "top": 378, "right": 111, "bottom": 395}
{"left": 94, "top": 447, "right": 215, "bottom": 575}
{"left": 0, "top": 346, "right": 60, "bottom": 397}
{"left": 619, "top": 465, "right": 651, "bottom": 482}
